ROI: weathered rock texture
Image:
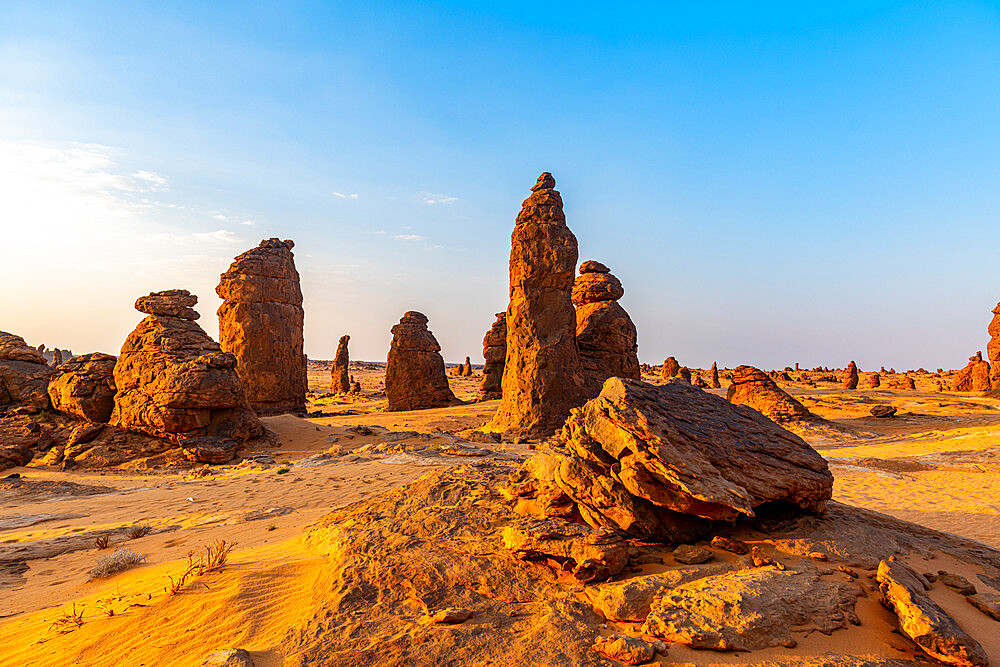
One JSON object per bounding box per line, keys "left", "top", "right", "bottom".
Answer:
{"left": 843, "top": 361, "right": 859, "bottom": 389}
{"left": 461, "top": 357, "right": 472, "bottom": 377}
{"left": 952, "top": 352, "right": 991, "bottom": 392}
{"left": 331, "top": 335, "right": 351, "bottom": 393}
{"left": 480, "top": 313, "right": 506, "bottom": 400}
{"left": 110, "top": 290, "right": 271, "bottom": 463}
{"left": 385, "top": 312, "right": 459, "bottom": 411}
{"left": 710, "top": 362, "right": 721, "bottom": 388}
{"left": 661, "top": 356, "right": 680, "bottom": 380}
{"left": 876, "top": 559, "right": 988, "bottom": 666}
{"left": 508, "top": 378, "right": 833, "bottom": 542}
{"left": 485, "top": 173, "right": 585, "bottom": 438}
{"left": 47, "top": 353, "right": 117, "bottom": 422}
{"left": 0, "top": 332, "right": 55, "bottom": 409}
{"left": 216, "top": 238, "right": 306, "bottom": 415}
{"left": 989, "top": 302, "right": 1000, "bottom": 386}
{"left": 866, "top": 372, "right": 881, "bottom": 389}
{"left": 572, "top": 261, "right": 640, "bottom": 397}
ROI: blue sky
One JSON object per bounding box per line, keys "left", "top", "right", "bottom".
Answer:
{"left": 2, "top": 1, "right": 999, "bottom": 370}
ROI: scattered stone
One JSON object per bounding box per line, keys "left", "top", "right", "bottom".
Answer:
{"left": 479, "top": 312, "right": 506, "bottom": 400}
{"left": 711, "top": 536, "right": 750, "bottom": 555}
{"left": 587, "top": 563, "right": 736, "bottom": 621}
{"left": 501, "top": 519, "right": 628, "bottom": 582}
{"left": 951, "top": 352, "right": 991, "bottom": 392}
{"left": 47, "top": 352, "right": 117, "bottom": 422}
{"left": 870, "top": 405, "right": 897, "bottom": 418}
{"left": 216, "top": 238, "right": 307, "bottom": 416}
{"left": 966, "top": 592, "right": 1000, "bottom": 621}
{"left": 429, "top": 607, "right": 473, "bottom": 624}
{"left": 937, "top": 571, "right": 977, "bottom": 596}
{"left": 673, "top": 544, "right": 712, "bottom": 564}
{"left": 385, "top": 312, "right": 460, "bottom": 411}
{"left": 661, "top": 356, "right": 680, "bottom": 380}
{"left": 0, "top": 331, "right": 56, "bottom": 409}
{"left": 330, "top": 335, "right": 351, "bottom": 393}
{"left": 592, "top": 635, "right": 655, "bottom": 665}
{"left": 750, "top": 546, "right": 785, "bottom": 570}
{"left": 876, "top": 559, "right": 987, "bottom": 667}
{"left": 572, "top": 261, "right": 640, "bottom": 397}
{"left": 844, "top": 361, "right": 859, "bottom": 389}
{"left": 203, "top": 648, "right": 254, "bottom": 667}
{"left": 484, "top": 173, "right": 586, "bottom": 438}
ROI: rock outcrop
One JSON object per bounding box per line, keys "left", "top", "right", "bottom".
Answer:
{"left": 385, "top": 312, "right": 460, "bottom": 411}
{"left": 480, "top": 313, "right": 506, "bottom": 400}
{"left": 461, "top": 357, "right": 472, "bottom": 377}
{"left": 508, "top": 378, "right": 833, "bottom": 541}
{"left": 572, "top": 261, "right": 640, "bottom": 397}
{"left": 110, "top": 290, "right": 272, "bottom": 463}
{"left": 866, "top": 372, "right": 881, "bottom": 389}
{"left": 216, "top": 238, "right": 306, "bottom": 415}
{"left": 331, "top": 335, "right": 351, "bottom": 393}
{"left": 989, "top": 303, "right": 1000, "bottom": 387}
{"left": 843, "top": 361, "right": 859, "bottom": 389}
{"left": 710, "top": 362, "right": 721, "bottom": 388}
{"left": 661, "top": 356, "right": 680, "bottom": 380}
{"left": 47, "top": 352, "right": 117, "bottom": 422}
{"left": 951, "top": 352, "right": 991, "bottom": 392}
{"left": 0, "top": 332, "right": 55, "bottom": 409}
{"left": 484, "top": 173, "right": 585, "bottom": 438}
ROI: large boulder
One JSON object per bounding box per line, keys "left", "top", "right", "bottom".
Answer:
{"left": 216, "top": 238, "right": 307, "bottom": 415}
{"left": 508, "top": 378, "right": 833, "bottom": 541}
{"left": 47, "top": 352, "right": 117, "bottom": 422}
{"left": 330, "top": 335, "right": 350, "bottom": 393}
{"left": 660, "top": 356, "right": 680, "bottom": 380}
{"left": 0, "top": 331, "right": 55, "bottom": 409}
{"left": 385, "top": 312, "right": 460, "bottom": 411}
{"left": 726, "top": 365, "right": 815, "bottom": 424}
{"left": 843, "top": 361, "right": 859, "bottom": 389}
{"left": 484, "top": 173, "right": 586, "bottom": 438}
{"left": 110, "top": 290, "right": 272, "bottom": 463}
{"left": 572, "top": 261, "right": 640, "bottom": 397}
{"left": 479, "top": 312, "right": 506, "bottom": 400}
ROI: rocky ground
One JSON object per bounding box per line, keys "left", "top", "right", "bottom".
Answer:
{"left": 0, "top": 362, "right": 998, "bottom": 666}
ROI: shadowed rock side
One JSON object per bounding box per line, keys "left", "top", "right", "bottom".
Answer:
{"left": 844, "top": 361, "right": 859, "bottom": 389}
{"left": 47, "top": 352, "right": 117, "bottom": 422}
{"left": 509, "top": 378, "right": 833, "bottom": 541}
{"left": 330, "top": 335, "right": 351, "bottom": 393}
{"left": 661, "top": 356, "right": 680, "bottom": 380}
{"left": 485, "top": 173, "right": 585, "bottom": 438}
{"left": 952, "top": 352, "right": 991, "bottom": 392}
{"left": 385, "top": 311, "right": 460, "bottom": 411}
{"left": 216, "top": 238, "right": 307, "bottom": 416}
{"left": 480, "top": 312, "right": 506, "bottom": 400}
{"left": 0, "top": 331, "right": 55, "bottom": 409}
{"left": 710, "top": 361, "right": 721, "bottom": 388}
{"left": 727, "top": 365, "right": 876, "bottom": 441}
{"left": 110, "top": 290, "right": 273, "bottom": 463}
{"left": 572, "top": 260, "right": 640, "bottom": 397}
{"left": 989, "top": 303, "right": 1000, "bottom": 386}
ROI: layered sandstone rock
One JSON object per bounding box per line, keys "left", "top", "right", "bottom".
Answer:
{"left": 111, "top": 290, "right": 272, "bottom": 463}
{"left": 866, "top": 372, "right": 881, "bottom": 389}
{"left": 508, "top": 378, "right": 833, "bottom": 542}
{"left": 726, "top": 365, "right": 815, "bottom": 424}
{"left": 661, "top": 356, "right": 680, "bottom": 380}
{"left": 843, "top": 361, "right": 859, "bottom": 389}
{"left": 572, "top": 261, "right": 639, "bottom": 397}
{"left": 216, "top": 238, "right": 306, "bottom": 415}
{"left": 0, "top": 331, "right": 55, "bottom": 409}
{"left": 484, "top": 173, "right": 585, "bottom": 438}
{"left": 480, "top": 313, "right": 506, "bottom": 400}
{"left": 710, "top": 362, "right": 721, "bottom": 388}
{"left": 331, "top": 335, "right": 351, "bottom": 393}
{"left": 385, "top": 312, "right": 460, "bottom": 411}
{"left": 989, "top": 303, "right": 1000, "bottom": 386}
{"left": 952, "top": 352, "right": 991, "bottom": 392}
{"left": 48, "top": 352, "right": 117, "bottom": 422}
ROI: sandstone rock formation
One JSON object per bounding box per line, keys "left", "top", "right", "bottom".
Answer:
{"left": 52, "top": 348, "right": 63, "bottom": 366}
{"left": 508, "top": 378, "right": 833, "bottom": 542}
{"left": 111, "top": 290, "right": 272, "bottom": 463}
{"left": 385, "top": 311, "right": 460, "bottom": 411}
{"left": 216, "top": 238, "right": 306, "bottom": 415}
{"left": 461, "top": 356, "right": 472, "bottom": 377}
{"left": 710, "top": 362, "right": 721, "bottom": 388}
{"left": 0, "top": 332, "right": 55, "bottom": 410}
{"left": 727, "top": 365, "right": 814, "bottom": 424}
{"left": 330, "top": 335, "right": 351, "bottom": 393}
{"left": 876, "top": 559, "right": 988, "bottom": 666}
{"left": 843, "top": 361, "right": 859, "bottom": 389}
{"left": 989, "top": 302, "right": 1000, "bottom": 387}
{"left": 866, "top": 372, "right": 881, "bottom": 389}
{"left": 678, "top": 367, "right": 692, "bottom": 383}
{"left": 901, "top": 375, "right": 916, "bottom": 390}
{"left": 951, "top": 352, "right": 991, "bottom": 392}
{"left": 480, "top": 313, "right": 506, "bottom": 400}
{"left": 572, "top": 260, "right": 639, "bottom": 397}
{"left": 661, "top": 356, "right": 680, "bottom": 380}
{"left": 47, "top": 352, "right": 117, "bottom": 422}
{"left": 484, "top": 173, "right": 585, "bottom": 438}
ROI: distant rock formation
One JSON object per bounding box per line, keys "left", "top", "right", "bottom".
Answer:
{"left": 0, "top": 331, "right": 55, "bottom": 409}
{"left": 111, "top": 290, "right": 271, "bottom": 463}
{"left": 988, "top": 302, "right": 1000, "bottom": 386}
{"left": 843, "top": 361, "right": 859, "bottom": 389}
{"left": 572, "top": 260, "right": 639, "bottom": 397}
{"left": 480, "top": 313, "right": 506, "bottom": 400}
{"left": 216, "top": 238, "right": 306, "bottom": 416}
{"left": 866, "top": 372, "right": 881, "bottom": 389}
{"left": 331, "top": 335, "right": 351, "bottom": 393}
{"left": 661, "top": 356, "right": 680, "bottom": 380}
{"left": 678, "top": 367, "right": 692, "bottom": 383}
{"left": 385, "top": 311, "right": 460, "bottom": 411}
{"left": 951, "top": 352, "right": 991, "bottom": 392}
{"left": 727, "top": 365, "right": 814, "bottom": 425}
{"left": 900, "top": 375, "right": 916, "bottom": 390}
{"left": 462, "top": 356, "right": 473, "bottom": 376}
{"left": 485, "top": 173, "right": 585, "bottom": 438}
{"left": 710, "top": 362, "right": 721, "bottom": 388}
{"left": 48, "top": 352, "right": 117, "bottom": 422}
{"left": 52, "top": 348, "right": 63, "bottom": 366}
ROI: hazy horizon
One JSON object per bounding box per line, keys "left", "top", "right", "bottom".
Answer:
{"left": 3, "top": 2, "right": 1000, "bottom": 370}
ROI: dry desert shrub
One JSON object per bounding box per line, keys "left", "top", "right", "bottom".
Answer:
{"left": 47, "top": 603, "right": 85, "bottom": 635}
{"left": 87, "top": 548, "right": 147, "bottom": 581}
{"left": 166, "top": 539, "right": 237, "bottom": 595}
{"left": 94, "top": 535, "right": 110, "bottom": 550}
{"left": 125, "top": 524, "right": 152, "bottom": 540}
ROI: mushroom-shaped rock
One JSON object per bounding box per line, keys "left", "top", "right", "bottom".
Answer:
{"left": 385, "top": 312, "right": 460, "bottom": 411}
{"left": 330, "top": 335, "right": 350, "bottom": 393}
{"left": 216, "top": 239, "right": 306, "bottom": 415}
{"left": 479, "top": 313, "right": 506, "bottom": 400}
{"left": 0, "top": 331, "right": 56, "bottom": 409}
{"left": 48, "top": 352, "right": 117, "bottom": 422}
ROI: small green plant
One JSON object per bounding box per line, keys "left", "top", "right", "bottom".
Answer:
{"left": 276, "top": 466, "right": 290, "bottom": 474}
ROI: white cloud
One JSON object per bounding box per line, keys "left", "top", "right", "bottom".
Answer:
{"left": 193, "top": 229, "right": 244, "bottom": 244}
{"left": 133, "top": 170, "right": 168, "bottom": 189}
{"left": 213, "top": 213, "right": 228, "bottom": 221}
{"left": 333, "top": 191, "right": 359, "bottom": 199}
{"left": 240, "top": 220, "right": 255, "bottom": 226}
{"left": 420, "top": 192, "right": 459, "bottom": 205}
{"left": 394, "top": 234, "right": 424, "bottom": 241}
